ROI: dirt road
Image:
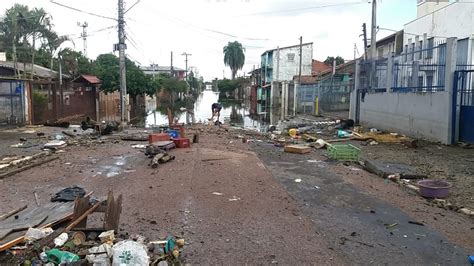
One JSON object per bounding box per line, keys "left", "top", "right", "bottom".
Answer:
{"left": 0, "top": 126, "right": 472, "bottom": 264}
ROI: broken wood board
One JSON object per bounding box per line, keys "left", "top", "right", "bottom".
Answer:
{"left": 353, "top": 132, "right": 409, "bottom": 143}
{"left": 0, "top": 201, "right": 74, "bottom": 251}
{"left": 0, "top": 156, "right": 59, "bottom": 180}
{"left": 284, "top": 145, "right": 311, "bottom": 154}
{"left": 364, "top": 159, "right": 427, "bottom": 179}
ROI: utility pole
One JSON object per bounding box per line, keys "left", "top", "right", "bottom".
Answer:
{"left": 362, "top": 23, "right": 368, "bottom": 60}
{"left": 117, "top": 0, "right": 128, "bottom": 123}
{"left": 181, "top": 52, "right": 192, "bottom": 81}
{"left": 370, "top": 0, "right": 377, "bottom": 61}
{"left": 370, "top": 0, "right": 377, "bottom": 89}
{"left": 170, "top": 51, "right": 174, "bottom": 78}
{"left": 78, "top": 21, "right": 88, "bottom": 57}
{"left": 298, "top": 36, "right": 303, "bottom": 84}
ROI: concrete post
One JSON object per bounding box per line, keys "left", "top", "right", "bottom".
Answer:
{"left": 387, "top": 53, "right": 394, "bottom": 92}
{"left": 412, "top": 61, "right": 420, "bottom": 88}
{"left": 445, "top": 37, "right": 457, "bottom": 145}
{"left": 349, "top": 60, "right": 360, "bottom": 121}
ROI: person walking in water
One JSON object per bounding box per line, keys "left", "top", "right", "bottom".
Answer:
{"left": 210, "top": 102, "right": 223, "bottom": 124}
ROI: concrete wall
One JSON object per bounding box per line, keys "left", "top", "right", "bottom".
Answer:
{"left": 272, "top": 43, "right": 312, "bottom": 81}
{"left": 358, "top": 91, "right": 451, "bottom": 143}
{"left": 406, "top": 2, "right": 474, "bottom": 46}
{"left": 416, "top": 0, "right": 450, "bottom": 18}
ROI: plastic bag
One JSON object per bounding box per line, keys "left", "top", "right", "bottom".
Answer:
{"left": 112, "top": 240, "right": 149, "bottom": 266}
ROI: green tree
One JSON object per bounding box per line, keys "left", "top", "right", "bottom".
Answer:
{"left": 324, "top": 56, "right": 345, "bottom": 66}
{"left": 94, "top": 53, "right": 155, "bottom": 98}
{"left": 223, "top": 41, "right": 245, "bottom": 80}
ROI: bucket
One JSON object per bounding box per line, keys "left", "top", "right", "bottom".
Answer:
{"left": 417, "top": 179, "right": 452, "bottom": 198}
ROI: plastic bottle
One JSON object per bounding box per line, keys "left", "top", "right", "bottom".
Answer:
{"left": 45, "top": 249, "right": 79, "bottom": 264}
{"left": 53, "top": 233, "right": 68, "bottom": 247}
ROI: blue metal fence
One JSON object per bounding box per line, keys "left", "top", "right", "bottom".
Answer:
{"left": 361, "top": 40, "right": 447, "bottom": 93}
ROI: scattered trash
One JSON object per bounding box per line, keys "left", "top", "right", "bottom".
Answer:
{"left": 408, "top": 221, "right": 424, "bottom": 226}
{"left": 25, "top": 227, "right": 53, "bottom": 242}
{"left": 294, "top": 179, "right": 302, "bottom": 183}
{"left": 284, "top": 145, "right": 311, "bottom": 154}
{"left": 337, "top": 130, "right": 352, "bottom": 138}
{"left": 99, "top": 230, "right": 115, "bottom": 245}
{"left": 468, "top": 255, "right": 474, "bottom": 264}
{"left": 112, "top": 240, "right": 149, "bottom": 265}
{"left": 288, "top": 128, "right": 297, "bottom": 138}
{"left": 132, "top": 144, "right": 147, "bottom": 149}
{"left": 53, "top": 232, "right": 69, "bottom": 247}
{"left": 385, "top": 223, "right": 398, "bottom": 229}
{"left": 228, "top": 196, "right": 241, "bottom": 202}
{"left": 212, "top": 192, "right": 223, "bottom": 196}
{"left": 44, "top": 140, "right": 67, "bottom": 150}
{"left": 369, "top": 140, "right": 379, "bottom": 146}
{"left": 46, "top": 249, "right": 79, "bottom": 264}
{"left": 51, "top": 186, "right": 86, "bottom": 202}
{"left": 314, "top": 186, "right": 320, "bottom": 189}
{"left": 417, "top": 179, "right": 452, "bottom": 199}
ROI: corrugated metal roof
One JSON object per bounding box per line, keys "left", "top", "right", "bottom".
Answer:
{"left": 80, "top": 75, "right": 101, "bottom": 84}
{"left": 0, "top": 61, "right": 69, "bottom": 79}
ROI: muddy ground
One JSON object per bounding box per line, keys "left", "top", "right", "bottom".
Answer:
{"left": 0, "top": 124, "right": 472, "bottom": 264}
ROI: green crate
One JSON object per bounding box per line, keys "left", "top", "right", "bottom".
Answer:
{"left": 327, "top": 144, "right": 361, "bottom": 161}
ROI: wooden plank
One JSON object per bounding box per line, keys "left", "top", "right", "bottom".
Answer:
{"left": 0, "top": 216, "right": 48, "bottom": 240}
{"left": 65, "top": 201, "right": 101, "bottom": 232}
{"left": 0, "top": 156, "right": 59, "bottom": 180}
{"left": 0, "top": 205, "right": 27, "bottom": 221}
{"left": 72, "top": 196, "right": 91, "bottom": 229}
{"left": 0, "top": 202, "right": 75, "bottom": 251}
{"left": 284, "top": 145, "right": 311, "bottom": 154}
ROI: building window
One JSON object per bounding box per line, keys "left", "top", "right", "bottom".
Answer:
{"left": 427, "top": 38, "right": 434, "bottom": 59}
{"left": 287, "top": 53, "right": 295, "bottom": 62}
{"left": 410, "top": 43, "right": 415, "bottom": 61}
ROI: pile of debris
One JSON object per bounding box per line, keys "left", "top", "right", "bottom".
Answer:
{"left": 0, "top": 187, "right": 185, "bottom": 265}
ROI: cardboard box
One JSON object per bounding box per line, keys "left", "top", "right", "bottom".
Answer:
{"left": 284, "top": 145, "right": 311, "bottom": 154}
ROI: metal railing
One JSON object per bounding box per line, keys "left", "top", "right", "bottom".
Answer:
{"left": 360, "top": 40, "right": 447, "bottom": 93}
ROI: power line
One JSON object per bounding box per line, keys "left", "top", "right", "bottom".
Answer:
{"left": 234, "top": 1, "right": 365, "bottom": 17}
{"left": 125, "top": 0, "right": 141, "bottom": 14}
{"left": 49, "top": 0, "right": 116, "bottom": 21}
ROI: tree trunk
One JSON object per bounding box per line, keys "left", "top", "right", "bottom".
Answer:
{"left": 30, "top": 33, "right": 36, "bottom": 80}
{"left": 232, "top": 69, "right": 237, "bottom": 80}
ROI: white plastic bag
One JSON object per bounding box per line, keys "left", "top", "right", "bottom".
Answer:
{"left": 112, "top": 240, "right": 149, "bottom": 266}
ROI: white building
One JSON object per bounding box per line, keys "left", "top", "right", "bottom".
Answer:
{"left": 404, "top": 0, "right": 474, "bottom": 65}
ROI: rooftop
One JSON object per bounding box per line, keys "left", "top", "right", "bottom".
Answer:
{"left": 261, "top": 42, "right": 313, "bottom": 56}
{"left": 0, "top": 61, "right": 68, "bottom": 79}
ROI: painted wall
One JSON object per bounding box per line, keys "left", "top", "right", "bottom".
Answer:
{"left": 272, "top": 43, "right": 313, "bottom": 81}
{"left": 405, "top": 2, "right": 474, "bottom": 46}
{"left": 357, "top": 91, "right": 451, "bottom": 143}
{"left": 416, "top": 0, "right": 450, "bottom": 18}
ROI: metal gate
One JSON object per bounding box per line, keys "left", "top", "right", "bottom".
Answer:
{"left": 0, "top": 80, "right": 25, "bottom": 125}
{"left": 454, "top": 70, "right": 474, "bottom": 143}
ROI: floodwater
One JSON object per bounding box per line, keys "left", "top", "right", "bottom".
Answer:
{"left": 146, "top": 90, "right": 268, "bottom": 131}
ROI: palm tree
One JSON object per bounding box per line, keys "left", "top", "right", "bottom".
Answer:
{"left": 26, "top": 8, "right": 51, "bottom": 79}
{"left": 223, "top": 41, "right": 245, "bottom": 80}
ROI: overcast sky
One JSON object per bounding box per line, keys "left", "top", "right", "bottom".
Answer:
{"left": 2, "top": 0, "right": 416, "bottom": 81}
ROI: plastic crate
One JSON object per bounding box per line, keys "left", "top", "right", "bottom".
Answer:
{"left": 172, "top": 137, "right": 190, "bottom": 148}
{"left": 149, "top": 133, "right": 170, "bottom": 143}
{"left": 167, "top": 130, "right": 180, "bottom": 138}
{"left": 327, "top": 144, "right": 361, "bottom": 161}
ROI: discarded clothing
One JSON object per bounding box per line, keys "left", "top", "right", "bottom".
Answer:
{"left": 51, "top": 186, "right": 86, "bottom": 202}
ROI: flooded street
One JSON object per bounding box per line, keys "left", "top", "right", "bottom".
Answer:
{"left": 146, "top": 90, "right": 268, "bottom": 131}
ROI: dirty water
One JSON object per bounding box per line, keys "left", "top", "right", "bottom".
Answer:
{"left": 146, "top": 90, "right": 268, "bottom": 131}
